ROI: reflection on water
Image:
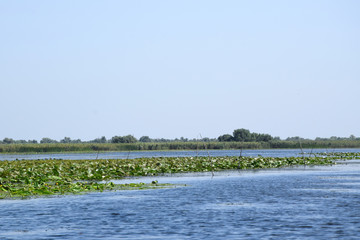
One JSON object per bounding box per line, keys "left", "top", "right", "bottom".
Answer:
{"left": 0, "top": 160, "right": 359, "bottom": 239}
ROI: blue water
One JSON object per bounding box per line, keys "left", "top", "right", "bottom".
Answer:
{"left": 1, "top": 148, "right": 360, "bottom": 161}
{"left": 0, "top": 159, "right": 359, "bottom": 239}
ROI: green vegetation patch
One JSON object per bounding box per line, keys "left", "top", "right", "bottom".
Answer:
{"left": 1, "top": 152, "right": 359, "bottom": 199}
{"left": 0, "top": 181, "right": 174, "bottom": 199}
{"left": 2, "top": 140, "right": 360, "bottom": 154}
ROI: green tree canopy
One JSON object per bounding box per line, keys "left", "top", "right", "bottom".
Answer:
{"left": 2, "top": 138, "right": 14, "bottom": 144}
{"left": 218, "top": 134, "right": 234, "bottom": 142}
{"left": 139, "top": 136, "right": 151, "bottom": 142}
{"left": 40, "top": 138, "right": 58, "bottom": 143}
{"left": 218, "top": 129, "right": 274, "bottom": 142}
{"left": 60, "top": 137, "right": 72, "bottom": 143}
{"left": 111, "top": 135, "right": 138, "bottom": 143}
{"left": 233, "top": 128, "right": 252, "bottom": 142}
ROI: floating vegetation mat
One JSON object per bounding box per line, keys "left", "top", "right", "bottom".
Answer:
{"left": 1, "top": 153, "right": 359, "bottom": 199}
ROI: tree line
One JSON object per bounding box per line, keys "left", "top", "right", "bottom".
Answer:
{"left": 0, "top": 135, "right": 218, "bottom": 144}
{"left": 0, "top": 128, "right": 359, "bottom": 144}
{"left": 217, "top": 129, "right": 274, "bottom": 142}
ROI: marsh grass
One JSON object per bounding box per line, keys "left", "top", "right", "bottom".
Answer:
{"left": 1, "top": 140, "right": 360, "bottom": 154}
{"left": 0, "top": 142, "right": 268, "bottom": 153}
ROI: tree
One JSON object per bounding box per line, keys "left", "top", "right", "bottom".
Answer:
{"left": 256, "top": 134, "right": 273, "bottom": 142}
{"left": 60, "top": 137, "right": 72, "bottom": 143}
{"left": 90, "top": 136, "right": 107, "bottom": 143}
{"left": 122, "top": 135, "right": 138, "bottom": 143}
{"left": 111, "top": 135, "right": 138, "bottom": 143}
{"left": 2, "top": 138, "right": 14, "bottom": 144}
{"left": 111, "top": 136, "right": 123, "bottom": 143}
{"left": 330, "top": 136, "right": 339, "bottom": 141}
{"left": 40, "top": 138, "right": 58, "bottom": 143}
{"left": 218, "top": 134, "right": 234, "bottom": 142}
{"left": 100, "top": 136, "right": 107, "bottom": 143}
{"left": 201, "top": 137, "right": 211, "bottom": 142}
{"left": 139, "top": 136, "right": 151, "bottom": 142}
{"left": 286, "top": 136, "right": 303, "bottom": 141}
{"left": 233, "top": 129, "right": 252, "bottom": 142}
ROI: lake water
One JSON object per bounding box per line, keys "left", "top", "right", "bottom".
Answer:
{"left": 0, "top": 152, "right": 359, "bottom": 239}
{"left": 2, "top": 148, "right": 360, "bottom": 160}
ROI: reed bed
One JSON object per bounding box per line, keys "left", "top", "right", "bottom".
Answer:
{"left": 0, "top": 142, "right": 263, "bottom": 153}
{"left": 1, "top": 140, "right": 360, "bottom": 153}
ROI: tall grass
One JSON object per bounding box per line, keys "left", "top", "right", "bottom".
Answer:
{"left": 269, "top": 140, "right": 360, "bottom": 149}
{"left": 0, "top": 142, "right": 265, "bottom": 153}
{"left": 0, "top": 140, "right": 360, "bottom": 153}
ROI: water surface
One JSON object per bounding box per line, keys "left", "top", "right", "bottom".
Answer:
{"left": 0, "top": 160, "right": 359, "bottom": 239}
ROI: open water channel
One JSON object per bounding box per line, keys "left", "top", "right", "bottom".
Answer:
{"left": 2, "top": 148, "right": 360, "bottom": 160}
{"left": 0, "top": 149, "right": 360, "bottom": 239}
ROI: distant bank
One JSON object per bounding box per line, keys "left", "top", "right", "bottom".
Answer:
{"left": 1, "top": 140, "right": 360, "bottom": 154}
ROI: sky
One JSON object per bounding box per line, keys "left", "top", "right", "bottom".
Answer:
{"left": 1, "top": 0, "right": 359, "bottom": 141}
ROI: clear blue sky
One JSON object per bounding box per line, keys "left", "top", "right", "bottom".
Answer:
{"left": 1, "top": 0, "right": 359, "bottom": 141}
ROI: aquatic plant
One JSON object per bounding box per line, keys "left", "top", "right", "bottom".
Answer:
{"left": 0, "top": 153, "right": 358, "bottom": 199}
{"left": 315, "top": 151, "right": 360, "bottom": 159}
